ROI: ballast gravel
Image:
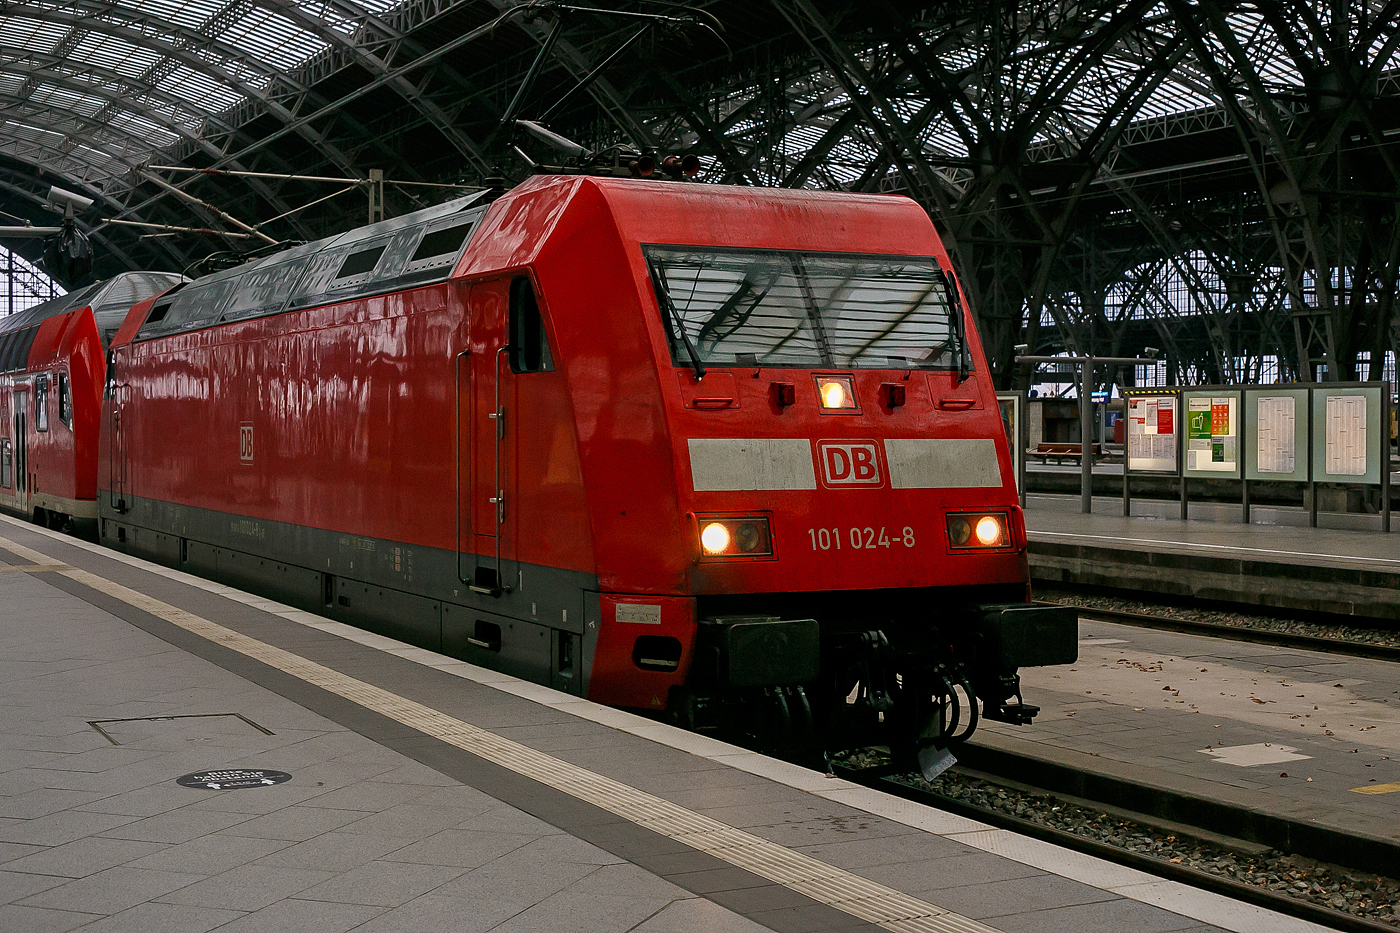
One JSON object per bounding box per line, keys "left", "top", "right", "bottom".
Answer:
{"left": 1036, "top": 585, "right": 1400, "bottom": 650}
{"left": 835, "top": 592, "right": 1400, "bottom": 922}
{"left": 885, "top": 760, "right": 1400, "bottom": 927}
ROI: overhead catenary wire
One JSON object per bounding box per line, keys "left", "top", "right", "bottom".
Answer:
{"left": 146, "top": 166, "right": 482, "bottom": 189}
{"left": 253, "top": 184, "right": 362, "bottom": 230}
{"left": 139, "top": 170, "right": 276, "bottom": 245}
{"left": 101, "top": 218, "right": 254, "bottom": 239}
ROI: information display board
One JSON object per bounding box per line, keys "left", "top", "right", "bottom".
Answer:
{"left": 1182, "top": 390, "right": 1241, "bottom": 477}
{"left": 1311, "top": 385, "right": 1383, "bottom": 485}
{"left": 1244, "top": 387, "right": 1309, "bottom": 483}
{"left": 996, "top": 392, "right": 1023, "bottom": 494}
{"left": 1125, "top": 389, "right": 1179, "bottom": 473}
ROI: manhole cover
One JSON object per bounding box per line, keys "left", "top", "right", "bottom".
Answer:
{"left": 176, "top": 768, "right": 292, "bottom": 790}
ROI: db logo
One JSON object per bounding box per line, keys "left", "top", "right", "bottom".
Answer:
{"left": 239, "top": 423, "right": 254, "bottom": 463}
{"left": 816, "top": 440, "right": 884, "bottom": 487}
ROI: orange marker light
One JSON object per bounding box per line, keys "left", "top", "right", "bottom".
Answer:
{"left": 816, "top": 376, "right": 857, "bottom": 410}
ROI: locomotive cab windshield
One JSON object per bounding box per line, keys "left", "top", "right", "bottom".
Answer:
{"left": 645, "top": 246, "right": 964, "bottom": 371}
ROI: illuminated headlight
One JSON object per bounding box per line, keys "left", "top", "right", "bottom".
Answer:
{"left": 697, "top": 515, "right": 773, "bottom": 558}
{"left": 946, "top": 512, "right": 1008, "bottom": 549}
{"left": 701, "top": 522, "right": 730, "bottom": 554}
{"left": 815, "top": 375, "right": 857, "bottom": 411}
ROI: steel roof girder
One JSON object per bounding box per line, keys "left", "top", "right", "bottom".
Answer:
{"left": 252, "top": 0, "right": 490, "bottom": 167}
{"left": 4, "top": 0, "right": 367, "bottom": 180}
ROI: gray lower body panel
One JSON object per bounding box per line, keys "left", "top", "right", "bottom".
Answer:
{"left": 100, "top": 494, "right": 599, "bottom": 697}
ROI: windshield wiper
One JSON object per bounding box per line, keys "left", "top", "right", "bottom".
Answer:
{"left": 654, "top": 271, "right": 706, "bottom": 380}
{"left": 940, "top": 268, "right": 970, "bottom": 383}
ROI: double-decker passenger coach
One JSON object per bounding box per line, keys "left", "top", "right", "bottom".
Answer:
{"left": 99, "top": 175, "right": 1074, "bottom": 762}
{"left": 0, "top": 272, "right": 183, "bottom": 531}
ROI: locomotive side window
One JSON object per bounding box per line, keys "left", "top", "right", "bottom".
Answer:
{"left": 34, "top": 375, "right": 48, "bottom": 432}
{"left": 144, "top": 300, "right": 173, "bottom": 326}
{"left": 57, "top": 372, "right": 70, "bottom": 427}
{"left": 645, "top": 246, "right": 964, "bottom": 371}
{"left": 509, "top": 277, "right": 553, "bottom": 374}
{"left": 410, "top": 222, "right": 474, "bottom": 263}
{"left": 336, "top": 245, "right": 387, "bottom": 280}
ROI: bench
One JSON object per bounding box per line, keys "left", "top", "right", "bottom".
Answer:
{"left": 1028, "top": 443, "right": 1104, "bottom": 464}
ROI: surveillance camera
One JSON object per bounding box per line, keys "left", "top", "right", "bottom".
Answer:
{"left": 45, "top": 186, "right": 94, "bottom": 216}
{"left": 1013, "top": 344, "right": 1029, "bottom": 353}
{"left": 1143, "top": 347, "right": 1159, "bottom": 359}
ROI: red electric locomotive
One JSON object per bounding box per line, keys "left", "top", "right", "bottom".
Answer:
{"left": 99, "top": 176, "right": 1074, "bottom": 759}
{"left": 0, "top": 272, "right": 183, "bottom": 530}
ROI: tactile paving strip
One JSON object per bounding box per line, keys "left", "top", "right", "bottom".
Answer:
{"left": 0, "top": 533, "right": 1001, "bottom": 933}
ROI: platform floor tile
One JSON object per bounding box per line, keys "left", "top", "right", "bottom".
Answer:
{"left": 0, "top": 562, "right": 781, "bottom": 933}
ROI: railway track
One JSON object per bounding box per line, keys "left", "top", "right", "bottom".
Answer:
{"left": 832, "top": 756, "right": 1400, "bottom": 933}
{"left": 1043, "top": 598, "right": 1400, "bottom": 663}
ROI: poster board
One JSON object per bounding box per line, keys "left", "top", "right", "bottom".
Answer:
{"left": 1310, "top": 385, "right": 1382, "bottom": 485}
{"left": 1125, "top": 389, "right": 1179, "bottom": 474}
{"left": 996, "top": 392, "right": 1023, "bottom": 494}
{"left": 1244, "top": 387, "right": 1309, "bottom": 483}
{"left": 1182, "top": 389, "right": 1242, "bottom": 478}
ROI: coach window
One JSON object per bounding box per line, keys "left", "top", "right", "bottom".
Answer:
{"left": 57, "top": 372, "right": 71, "bottom": 427}
{"left": 509, "top": 276, "right": 553, "bottom": 374}
{"left": 1, "top": 438, "right": 10, "bottom": 488}
{"left": 35, "top": 375, "right": 48, "bottom": 432}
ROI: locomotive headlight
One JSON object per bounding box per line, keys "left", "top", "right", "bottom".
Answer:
{"left": 696, "top": 515, "right": 774, "bottom": 559}
{"left": 701, "top": 522, "right": 731, "bottom": 555}
{"left": 946, "top": 511, "right": 1009, "bottom": 549}
{"left": 734, "top": 522, "right": 761, "bottom": 552}
{"left": 815, "top": 375, "right": 857, "bottom": 411}
{"left": 948, "top": 517, "right": 972, "bottom": 546}
{"left": 974, "top": 515, "right": 1003, "bottom": 546}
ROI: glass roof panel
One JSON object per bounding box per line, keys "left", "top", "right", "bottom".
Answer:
{"left": 219, "top": 9, "right": 327, "bottom": 70}
{"left": 0, "top": 17, "right": 67, "bottom": 54}
{"left": 162, "top": 64, "right": 242, "bottom": 111}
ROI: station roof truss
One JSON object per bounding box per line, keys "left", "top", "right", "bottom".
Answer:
{"left": 0, "top": 0, "right": 1398, "bottom": 387}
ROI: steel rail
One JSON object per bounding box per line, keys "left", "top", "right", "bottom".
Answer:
{"left": 832, "top": 762, "right": 1398, "bottom": 933}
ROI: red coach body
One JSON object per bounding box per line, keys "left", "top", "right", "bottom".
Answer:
{"left": 1, "top": 273, "right": 182, "bottom": 528}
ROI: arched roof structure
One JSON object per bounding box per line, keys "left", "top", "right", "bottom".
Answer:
{"left": 1, "top": 0, "right": 1397, "bottom": 387}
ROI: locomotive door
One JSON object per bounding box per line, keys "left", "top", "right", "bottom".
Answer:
{"left": 466, "top": 280, "right": 515, "bottom": 594}
{"left": 108, "top": 384, "right": 128, "bottom": 512}
{"left": 12, "top": 389, "right": 27, "bottom": 514}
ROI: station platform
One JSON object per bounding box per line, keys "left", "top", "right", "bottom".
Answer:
{"left": 0, "top": 515, "right": 1330, "bottom": 933}
{"left": 977, "top": 615, "right": 1400, "bottom": 868}
{"left": 1025, "top": 495, "right": 1400, "bottom": 620}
